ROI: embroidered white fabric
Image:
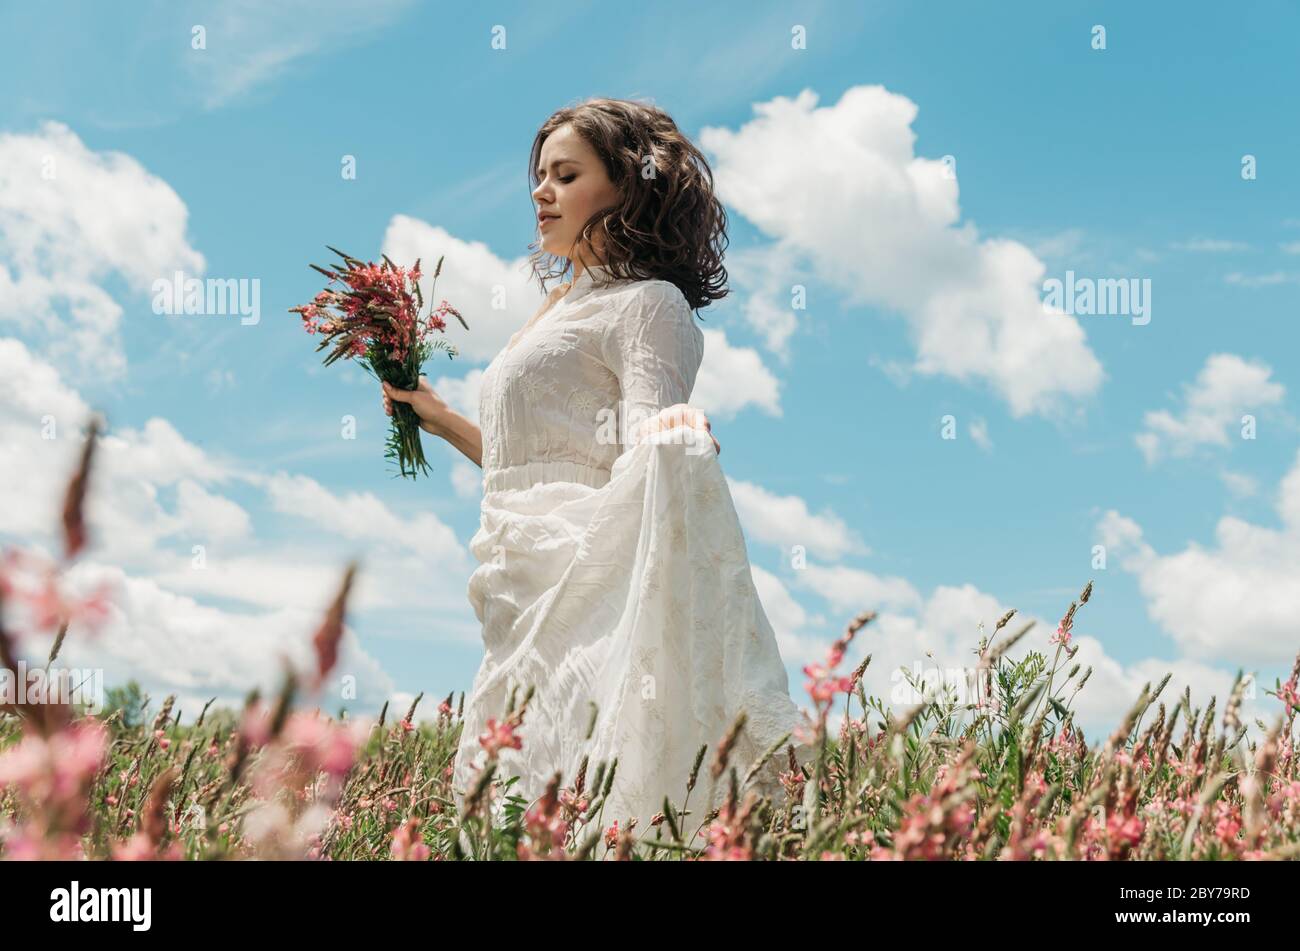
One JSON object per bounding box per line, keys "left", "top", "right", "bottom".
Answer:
{"left": 450, "top": 263, "right": 814, "bottom": 836}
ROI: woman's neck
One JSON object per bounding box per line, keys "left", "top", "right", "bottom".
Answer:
{"left": 571, "top": 258, "right": 609, "bottom": 285}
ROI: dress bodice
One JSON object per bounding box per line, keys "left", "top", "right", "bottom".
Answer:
{"left": 477, "top": 265, "right": 705, "bottom": 494}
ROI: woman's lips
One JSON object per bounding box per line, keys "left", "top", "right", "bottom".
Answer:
{"left": 540, "top": 215, "right": 559, "bottom": 227}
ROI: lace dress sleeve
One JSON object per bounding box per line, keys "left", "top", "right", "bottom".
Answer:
{"left": 598, "top": 281, "right": 705, "bottom": 450}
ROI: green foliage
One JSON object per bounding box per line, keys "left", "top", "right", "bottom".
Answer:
{"left": 102, "top": 680, "right": 148, "bottom": 729}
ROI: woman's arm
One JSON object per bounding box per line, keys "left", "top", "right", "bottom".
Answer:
{"left": 382, "top": 378, "right": 483, "bottom": 468}
{"left": 599, "top": 282, "right": 719, "bottom": 454}
{"left": 425, "top": 404, "right": 483, "bottom": 468}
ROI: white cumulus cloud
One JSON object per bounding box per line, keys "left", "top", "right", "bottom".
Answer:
{"left": 1098, "top": 449, "right": 1300, "bottom": 667}
{"left": 1136, "top": 353, "right": 1284, "bottom": 463}
{"left": 699, "top": 86, "right": 1105, "bottom": 416}
{"left": 0, "top": 121, "right": 205, "bottom": 380}
{"left": 729, "top": 477, "right": 866, "bottom": 559}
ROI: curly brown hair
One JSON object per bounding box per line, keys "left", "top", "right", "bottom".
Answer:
{"left": 526, "top": 97, "right": 729, "bottom": 312}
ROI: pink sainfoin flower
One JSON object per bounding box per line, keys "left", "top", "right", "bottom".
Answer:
{"left": 703, "top": 794, "right": 757, "bottom": 861}
{"left": 801, "top": 616, "right": 872, "bottom": 726}
{"left": 518, "top": 781, "right": 571, "bottom": 861}
{"left": 870, "top": 747, "right": 980, "bottom": 861}
{"left": 603, "top": 820, "right": 620, "bottom": 851}
{"left": 1, "top": 829, "right": 86, "bottom": 861}
{"left": 881, "top": 791, "right": 976, "bottom": 861}
{"left": 0, "top": 718, "right": 107, "bottom": 804}
{"left": 558, "top": 787, "right": 590, "bottom": 820}
{"left": 1051, "top": 606, "right": 1075, "bottom": 647}
{"left": 1211, "top": 799, "right": 1244, "bottom": 855}
{"left": 0, "top": 550, "right": 116, "bottom": 638}
{"left": 391, "top": 817, "right": 431, "bottom": 861}
{"left": 803, "top": 639, "right": 853, "bottom": 711}
{"left": 0, "top": 718, "right": 108, "bottom": 859}
{"left": 1105, "top": 810, "right": 1144, "bottom": 857}
{"left": 778, "top": 763, "right": 806, "bottom": 801}
{"left": 280, "top": 712, "right": 367, "bottom": 781}
{"left": 243, "top": 707, "right": 368, "bottom": 801}
{"left": 1279, "top": 672, "right": 1299, "bottom": 712}
{"left": 804, "top": 663, "right": 853, "bottom": 706}
{"left": 478, "top": 716, "right": 523, "bottom": 758}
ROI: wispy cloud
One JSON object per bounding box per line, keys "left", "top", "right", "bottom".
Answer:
{"left": 182, "top": 0, "right": 418, "bottom": 109}
{"left": 1171, "top": 237, "right": 1249, "bottom": 253}
{"left": 1225, "top": 271, "right": 1294, "bottom": 287}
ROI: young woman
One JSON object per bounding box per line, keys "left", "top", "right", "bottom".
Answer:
{"left": 382, "top": 97, "right": 811, "bottom": 836}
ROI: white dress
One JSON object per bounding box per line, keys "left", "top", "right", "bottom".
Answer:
{"left": 449, "top": 263, "right": 812, "bottom": 836}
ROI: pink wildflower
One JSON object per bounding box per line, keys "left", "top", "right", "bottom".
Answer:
{"left": 478, "top": 717, "right": 523, "bottom": 757}
{"left": 391, "top": 817, "right": 430, "bottom": 861}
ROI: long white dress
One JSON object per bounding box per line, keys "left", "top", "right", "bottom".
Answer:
{"left": 449, "top": 263, "right": 812, "bottom": 837}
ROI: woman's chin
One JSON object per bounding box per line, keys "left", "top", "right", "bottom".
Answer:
{"left": 538, "top": 234, "right": 571, "bottom": 257}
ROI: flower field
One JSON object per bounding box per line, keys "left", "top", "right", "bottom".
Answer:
{"left": 2, "top": 424, "right": 1298, "bottom": 862}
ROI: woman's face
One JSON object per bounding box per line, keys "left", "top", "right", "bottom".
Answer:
{"left": 532, "top": 124, "right": 621, "bottom": 264}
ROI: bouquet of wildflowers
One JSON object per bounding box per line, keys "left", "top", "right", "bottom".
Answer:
{"left": 290, "top": 247, "right": 467, "bottom": 479}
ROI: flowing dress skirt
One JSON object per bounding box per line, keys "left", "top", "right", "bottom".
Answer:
{"left": 450, "top": 426, "right": 812, "bottom": 835}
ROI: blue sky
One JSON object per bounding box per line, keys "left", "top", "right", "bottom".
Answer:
{"left": 2, "top": 1, "right": 1298, "bottom": 739}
